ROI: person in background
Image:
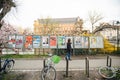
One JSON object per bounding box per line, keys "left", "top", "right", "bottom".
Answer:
{"left": 66, "top": 38, "right": 72, "bottom": 60}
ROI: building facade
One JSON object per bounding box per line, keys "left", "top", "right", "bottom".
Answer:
{"left": 34, "top": 17, "right": 83, "bottom": 36}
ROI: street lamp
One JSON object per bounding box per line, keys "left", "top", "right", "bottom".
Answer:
{"left": 116, "top": 21, "right": 120, "bottom": 52}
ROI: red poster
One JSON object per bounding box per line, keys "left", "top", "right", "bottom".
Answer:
{"left": 25, "top": 36, "right": 32, "bottom": 48}
{"left": 50, "top": 36, "right": 57, "bottom": 48}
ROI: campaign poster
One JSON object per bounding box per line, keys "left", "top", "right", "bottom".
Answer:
{"left": 15, "top": 35, "right": 24, "bottom": 48}
{"left": 58, "top": 36, "right": 66, "bottom": 48}
{"left": 33, "top": 35, "right": 41, "bottom": 48}
{"left": 24, "top": 35, "right": 33, "bottom": 48}
{"left": 90, "top": 36, "right": 97, "bottom": 48}
{"left": 8, "top": 35, "right": 16, "bottom": 48}
{"left": 50, "top": 36, "right": 57, "bottom": 48}
{"left": 96, "top": 36, "right": 104, "bottom": 48}
{"left": 74, "top": 36, "right": 82, "bottom": 48}
{"left": 66, "top": 36, "right": 73, "bottom": 48}
{"left": 42, "top": 36, "right": 49, "bottom": 48}
{"left": 82, "top": 36, "right": 89, "bottom": 48}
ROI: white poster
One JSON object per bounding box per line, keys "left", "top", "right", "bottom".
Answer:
{"left": 74, "top": 36, "right": 83, "bottom": 48}
{"left": 96, "top": 36, "right": 104, "bottom": 48}
{"left": 82, "top": 36, "right": 89, "bottom": 48}
{"left": 8, "top": 35, "right": 16, "bottom": 48}
{"left": 42, "top": 36, "right": 49, "bottom": 48}
{"left": 90, "top": 36, "right": 97, "bottom": 48}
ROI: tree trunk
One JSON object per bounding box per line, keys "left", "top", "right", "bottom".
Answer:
{"left": 0, "top": 49, "right": 2, "bottom": 69}
{"left": 0, "top": 23, "right": 2, "bottom": 29}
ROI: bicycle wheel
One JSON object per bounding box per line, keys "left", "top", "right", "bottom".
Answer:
{"left": 4, "top": 60, "right": 14, "bottom": 73}
{"left": 41, "top": 66, "right": 56, "bottom": 80}
{"left": 98, "top": 66, "right": 116, "bottom": 79}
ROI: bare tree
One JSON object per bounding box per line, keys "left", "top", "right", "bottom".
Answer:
{"left": 88, "top": 11, "right": 103, "bottom": 32}
{"left": 73, "top": 17, "right": 83, "bottom": 35}
{"left": 38, "top": 17, "right": 59, "bottom": 35}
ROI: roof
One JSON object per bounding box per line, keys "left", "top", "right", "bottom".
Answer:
{"left": 38, "top": 17, "right": 78, "bottom": 24}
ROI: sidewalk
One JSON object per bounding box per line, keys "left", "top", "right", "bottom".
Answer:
{"left": 1, "top": 55, "right": 120, "bottom": 80}
{"left": 13, "top": 55, "right": 120, "bottom": 71}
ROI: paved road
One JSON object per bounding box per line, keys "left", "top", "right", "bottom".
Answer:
{"left": 13, "top": 57, "right": 120, "bottom": 71}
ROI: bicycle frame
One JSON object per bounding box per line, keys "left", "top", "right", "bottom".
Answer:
{"left": 0, "top": 59, "right": 15, "bottom": 72}
{"left": 45, "top": 57, "right": 54, "bottom": 67}
{"left": 41, "top": 54, "right": 57, "bottom": 80}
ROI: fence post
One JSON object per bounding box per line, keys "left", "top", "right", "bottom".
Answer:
{"left": 85, "top": 57, "right": 87, "bottom": 76}
{"left": 43, "top": 59, "right": 45, "bottom": 68}
{"left": 106, "top": 55, "right": 109, "bottom": 67}
{"left": 65, "top": 57, "right": 69, "bottom": 77}
{"left": 85, "top": 57, "right": 89, "bottom": 78}
{"left": 109, "top": 57, "right": 112, "bottom": 67}
{"left": 106, "top": 55, "right": 112, "bottom": 67}
{"left": 87, "top": 58, "right": 89, "bottom": 78}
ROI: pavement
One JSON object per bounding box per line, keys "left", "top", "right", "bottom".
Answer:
{"left": 1, "top": 55, "right": 120, "bottom": 80}
{"left": 12, "top": 55, "right": 120, "bottom": 71}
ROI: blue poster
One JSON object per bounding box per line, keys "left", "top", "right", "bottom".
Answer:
{"left": 33, "top": 35, "right": 41, "bottom": 48}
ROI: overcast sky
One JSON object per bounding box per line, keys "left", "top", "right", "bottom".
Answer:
{"left": 3, "top": 0, "right": 120, "bottom": 31}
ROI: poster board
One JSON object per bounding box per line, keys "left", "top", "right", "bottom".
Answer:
{"left": 74, "top": 36, "right": 83, "bottom": 48}
{"left": 24, "top": 35, "right": 33, "bottom": 48}
{"left": 82, "top": 36, "right": 89, "bottom": 48}
{"left": 50, "top": 36, "right": 57, "bottom": 48}
{"left": 33, "top": 35, "right": 41, "bottom": 48}
{"left": 42, "top": 36, "right": 49, "bottom": 48}
{"left": 8, "top": 35, "right": 16, "bottom": 48}
{"left": 58, "top": 36, "right": 66, "bottom": 48}
{"left": 15, "top": 35, "right": 24, "bottom": 48}
{"left": 65, "top": 36, "right": 73, "bottom": 48}
{"left": 96, "top": 36, "right": 104, "bottom": 48}
{"left": 89, "top": 36, "right": 97, "bottom": 48}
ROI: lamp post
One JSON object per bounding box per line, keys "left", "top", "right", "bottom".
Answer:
{"left": 116, "top": 21, "right": 120, "bottom": 52}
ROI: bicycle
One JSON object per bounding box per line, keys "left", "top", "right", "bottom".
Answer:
{"left": 0, "top": 58, "right": 15, "bottom": 73}
{"left": 98, "top": 66, "right": 120, "bottom": 79}
{"left": 41, "top": 53, "right": 61, "bottom": 80}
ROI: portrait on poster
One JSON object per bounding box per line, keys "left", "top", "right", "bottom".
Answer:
{"left": 8, "top": 35, "right": 16, "bottom": 48}
{"left": 24, "top": 35, "right": 33, "bottom": 48}
{"left": 74, "top": 36, "right": 82, "bottom": 48}
{"left": 15, "top": 35, "right": 24, "bottom": 48}
{"left": 50, "top": 36, "right": 57, "bottom": 48}
{"left": 58, "top": 36, "right": 66, "bottom": 48}
{"left": 33, "top": 35, "right": 41, "bottom": 48}
{"left": 42, "top": 36, "right": 49, "bottom": 48}
{"left": 90, "top": 36, "right": 97, "bottom": 48}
